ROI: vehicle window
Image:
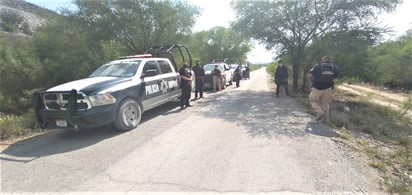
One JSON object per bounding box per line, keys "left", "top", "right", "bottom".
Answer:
{"left": 142, "top": 61, "right": 160, "bottom": 75}
{"left": 158, "top": 60, "right": 172, "bottom": 74}
{"left": 203, "top": 64, "right": 214, "bottom": 71}
{"left": 204, "top": 64, "right": 224, "bottom": 71}
{"left": 89, "top": 60, "right": 141, "bottom": 77}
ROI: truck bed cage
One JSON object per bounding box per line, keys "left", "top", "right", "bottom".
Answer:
{"left": 145, "top": 44, "right": 192, "bottom": 70}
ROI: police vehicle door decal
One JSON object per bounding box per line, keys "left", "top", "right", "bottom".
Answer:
{"left": 141, "top": 61, "right": 163, "bottom": 107}
{"left": 157, "top": 60, "right": 179, "bottom": 94}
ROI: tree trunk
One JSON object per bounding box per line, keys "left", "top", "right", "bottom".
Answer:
{"left": 301, "top": 66, "right": 311, "bottom": 92}
{"left": 291, "top": 53, "right": 304, "bottom": 90}
{"left": 292, "top": 62, "right": 300, "bottom": 90}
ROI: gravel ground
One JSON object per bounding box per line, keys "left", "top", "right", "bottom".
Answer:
{"left": 1, "top": 68, "right": 384, "bottom": 194}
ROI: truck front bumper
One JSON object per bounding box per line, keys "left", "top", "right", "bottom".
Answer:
{"left": 33, "top": 90, "right": 117, "bottom": 130}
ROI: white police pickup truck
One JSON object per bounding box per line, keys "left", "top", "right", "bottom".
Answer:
{"left": 33, "top": 45, "right": 191, "bottom": 131}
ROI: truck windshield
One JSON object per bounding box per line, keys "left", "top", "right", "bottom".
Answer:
{"left": 89, "top": 60, "right": 142, "bottom": 77}
{"left": 203, "top": 64, "right": 223, "bottom": 71}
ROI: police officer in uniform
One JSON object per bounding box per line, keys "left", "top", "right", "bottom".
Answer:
{"left": 234, "top": 66, "right": 242, "bottom": 87}
{"left": 179, "top": 62, "right": 192, "bottom": 109}
{"left": 307, "top": 56, "right": 339, "bottom": 122}
{"left": 192, "top": 60, "right": 205, "bottom": 99}
{"left": 274, "top": 60, "right": 290, "bottom": 97}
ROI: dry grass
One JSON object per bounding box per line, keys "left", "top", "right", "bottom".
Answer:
{"left": 332, "top": 89, "right": 411, "bottom": 193}
{"left": 0, "top": 109, "right": 40, "bottom": 141}
{"left": 295, "top": 86, "right": 412, "bottom": 193}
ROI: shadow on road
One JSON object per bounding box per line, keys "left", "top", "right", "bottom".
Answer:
{"left": 0, "top": 102, "right": 181, "bottom": 160}
{"left": 305, "top": 122, "right": 338, "bottom": 137}
{"left": 195, "top": 90, "right": 313, "bottom": 139}
{"left": 0, "top": 125, "right": 121, "bottom": 162}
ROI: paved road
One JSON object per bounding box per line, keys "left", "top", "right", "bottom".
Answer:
{"left": 1, "top": 68, "right": 381, "bottom": 194}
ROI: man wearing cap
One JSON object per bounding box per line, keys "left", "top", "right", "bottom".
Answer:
{"left": 307, "top": 56, "right": 339, "bottom": 122}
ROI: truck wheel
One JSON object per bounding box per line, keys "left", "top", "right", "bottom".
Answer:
{"left": 114, "top": 99, "right": 141, "bottom": 131}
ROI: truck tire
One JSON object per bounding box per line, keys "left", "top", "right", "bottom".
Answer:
{"left": 114, "top": 99, "right": 141, "bottom": 131}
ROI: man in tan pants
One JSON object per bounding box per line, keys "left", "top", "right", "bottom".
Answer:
{"left": 307, "top": 56, "right": 339, "bottom": 122}
{"left": 212, "top": 65, "right": 222, "bottom": 92}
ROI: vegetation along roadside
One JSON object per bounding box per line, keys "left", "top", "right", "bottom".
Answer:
{"left": 1, "top": 0, "right": 411, "bottom": 193}
{"left": 292, "top": 83, "right": 412, "bottom": 193}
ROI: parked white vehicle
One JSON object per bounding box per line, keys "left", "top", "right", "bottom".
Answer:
{"left": 202, "top": 63, "right": 233, "bottom": 90}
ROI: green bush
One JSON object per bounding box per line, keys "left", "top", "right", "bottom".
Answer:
{"left": 266, "top": 62, "right": 277, "bottom": 78}
{"left": 0, "top": 9, "right": 24, "bottom": 33}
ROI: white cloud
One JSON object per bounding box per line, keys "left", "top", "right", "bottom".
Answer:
{"left": 191, "top": 0, "right": 235, "bottom": 32}
{"left": 190, "top": 0, "right": 274, "bottom": 64}
{"left": 378, "top": 0, "right": 412, "bottom": 39}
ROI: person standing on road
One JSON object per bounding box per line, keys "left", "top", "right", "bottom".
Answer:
{"left": 245, "top": 65, "right": 250, "bottom": 79}
{"left": 179, "top": 62, "right": 193, "bottom": 109}
{"left": 234, "top": 65, "right": 242, "bottom": 87}
{"left": 274, "top": 60, "right": 290, "bottom": 97}
{"left": 307, "top": 56, "right": 339, "bottom": 122}
{"left": 212, "top": 65, "right": 222, "bottom": 92}
{"left": 192, "top": 60, "right": 205, "bottom": 99}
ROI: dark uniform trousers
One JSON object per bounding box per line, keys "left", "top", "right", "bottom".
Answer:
{"left": 180, "top": 83, "right": 192, "bottom": 107}
{"left": 195, "top": 78, "right": 203, "bottom": 98}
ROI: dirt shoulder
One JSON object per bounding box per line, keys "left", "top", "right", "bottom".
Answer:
{"left": 333, "top": 83, "right": 412, "bottom": 193}
{"left": 337, "top": 83, "right": 412, "bottom": 118}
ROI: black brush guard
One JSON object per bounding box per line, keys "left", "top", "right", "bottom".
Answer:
{"left": 33, "top": 89, "right": 78, "bottom": 129}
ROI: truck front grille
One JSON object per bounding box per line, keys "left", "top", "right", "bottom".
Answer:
{"left": 42, "top": 92, "right": 91, "bottom": 111}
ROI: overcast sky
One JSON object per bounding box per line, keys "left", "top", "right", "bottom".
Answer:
{"left": 25, "top": 0, "right": 412, "bottom": 64}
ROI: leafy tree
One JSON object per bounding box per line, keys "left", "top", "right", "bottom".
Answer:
{"left": 302, "top": 30, "right": 375, "bottom": 89}
{"left": 33, "top": 15, "right": 122, "bottom": 88}
{"left": 232, "top": 0, "right": 401, "bottom": 89}
{"left": 187, "top": 27, "right": 251, "bottom": 63}
{"left": 184, "top": 30, "right": 209, "bottom": 63}
{"left": 72, "top": 0, "right": 200, "bottom": 53}
{"left": 0, "top": 35, "right": 41, "bottom": 114}
{"left": 365, "top": 31, "right": 412, "bottom": 89}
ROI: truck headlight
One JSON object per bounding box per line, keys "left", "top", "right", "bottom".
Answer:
{"left": 89, "top": 94, "right": 116, "bottom": 106}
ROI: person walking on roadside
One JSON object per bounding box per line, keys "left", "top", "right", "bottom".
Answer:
{"left": 307, "top": 56, "right": 339, "bottom": 122}
{"left": 274, "top": 60, "right": 290, "bottom": 97}
{"left": 179, "top": 62, "right": 193, "bottom": 109}
{"left": 234, "top": 65, "right": 242, "bottom": 87}
{"left": 192, "top": 60, "right": 205, "bottom": 99}
{"left": 212, "top": 65, "right": 222, "bottom": 92}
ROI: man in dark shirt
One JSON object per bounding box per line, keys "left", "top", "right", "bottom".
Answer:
{"left": 274, "top": 60, "right": 290, "bottom": 97}
{"left": 234, "top": 66, "right": 242, "bottom": 87}
{"left": 192, "top": 60, "right": 205, "bottom": 99}
{"left": 179, "top": 63, "right": 192, "bottom": 109}
{"left": 307, "top": 56, "right": 339, "bottom": 122}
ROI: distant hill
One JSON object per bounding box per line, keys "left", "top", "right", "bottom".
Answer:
{"left": 0, "top": 0, "right": 59, "bottom": 35}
